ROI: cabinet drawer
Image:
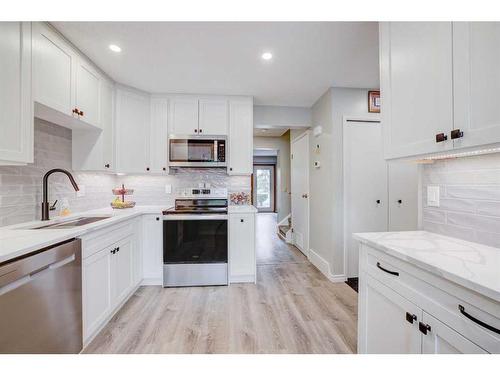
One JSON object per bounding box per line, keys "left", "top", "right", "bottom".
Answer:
{"left": 361, "top": 245, "right": 500, "bottom": 353}
{"left": 80, "top": 220, "right": 135, "bottom": 259}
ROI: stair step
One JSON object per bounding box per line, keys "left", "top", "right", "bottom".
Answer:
{"left": 278, "top": 225, "right": 290, "bottom": 236}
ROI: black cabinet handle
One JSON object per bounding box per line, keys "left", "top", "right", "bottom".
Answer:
{"left": 376, "top": 199, "right": 381, "bottom": 204}
{"left": 156, "top": 217, "right": 160, "bottom": 221}
{"left": 406, "top": 312, "right": 417, "bottom": 324}
{"left": 194, "top": 129, "right": 198, "bottom": 133}
{"left": 116, "top": 247, "right": 120, "bottom": 253}
{"left": 419, "top": 322, "right": 431, "bottom": 335}
{"left": 229, "top": 167, "right": 233, "bottom": 171}
{"left": 105, "top": 164, "right": 110, "bottom": 168}
{"left": 459, "top": 305, "right": 500, "bottom": 334}
{"left": 451, "top": 129, "right": 464, "bottom": 139}
{"left": 199, "top": 129, "right": 202, "bottom": 133}
{"left": 240, "top": 219, "right": 244, "bottom": 223}
{"left": 376, "top": 262, "right": 399, "bottom": 276}
{"left": 163, "top": 167, "right": 166, "bottom": 171}
{"left": 146, "top": 167, "right": 150, "bottom": 171}
{"left": 397, "top": 199, "right": 402, "bottom": 204}
{"left": 436, "top": 133, "right": 448, "bottom": 143}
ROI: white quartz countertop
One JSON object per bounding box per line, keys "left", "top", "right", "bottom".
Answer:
{"left": 0, "top": 206, "right": 164, "bottom": 264}
{"left": 228, "top": 205, "right": 258, "bottom": 213}
{"left": 353, "top": 231, "right": 500, "bottom": 302}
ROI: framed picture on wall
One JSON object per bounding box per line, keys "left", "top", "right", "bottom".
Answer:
{"left": 368, "top": 90, "right": 380, "bottom": 113}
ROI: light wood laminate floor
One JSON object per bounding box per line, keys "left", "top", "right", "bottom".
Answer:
{"left": 84, "top": 213, "right": 358, "bottom": 354}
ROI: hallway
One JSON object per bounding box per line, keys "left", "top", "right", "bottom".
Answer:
{"left": 84, "top": 213, "right": 358, "bottom": 354}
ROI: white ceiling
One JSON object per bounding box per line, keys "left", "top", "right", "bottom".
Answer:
{"left": 253, "top": 127, "right": 289, "bottom": 137}
{"left": 52, "top": 22, "right": 380, "bottom": 107}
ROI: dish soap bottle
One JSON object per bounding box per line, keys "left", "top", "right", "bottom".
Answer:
{"left": 60, "top": 198, "right": 71, "bottom": 217}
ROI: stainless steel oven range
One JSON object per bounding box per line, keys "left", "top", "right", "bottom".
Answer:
{"left": 162, "top": 188, "right": 228, "bottom": 287}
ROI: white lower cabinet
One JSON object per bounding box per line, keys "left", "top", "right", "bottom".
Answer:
{"left": 229, "top": 212, "right": 256, "bottom": 283}
{"left": 358, "top": 245, "right": 499, "bottom": 354}
{"left": 142, "top": 215, "right": 163, "bottom": 285}
{"left": 82, "top": 220, "right": 141, "bottom": 344}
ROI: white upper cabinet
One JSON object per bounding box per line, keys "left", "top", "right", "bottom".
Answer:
{"left": 75, "top": 58, "right": 101, "bottom": 127}
{"left": 0, "top": 22, "right": 33, "bottom": 165}
{"left": 33, "top": 22, "right": 76, "bottom": 117}
{"left": 453, "top": 22, "right": 500, "bottom": 149}
{"left": 115, "top": 86, "right": 151, "bottom": 174}
{"left": 169, "top": 97, "right": 199, "bottom": 135}
{"left": 198, "top": 98, "right": 228, "bottom": 135}
{"left": 101, "top": 80, "right": 115, "bottom": 171}
{"left": 380, "top": 22, "right": 454, "bottom": 159}
{"left": 149, "top": 98, "right": 169, "bottom": 173}
{"left": 228, "top": 98, "right": 253, "bottom": 175}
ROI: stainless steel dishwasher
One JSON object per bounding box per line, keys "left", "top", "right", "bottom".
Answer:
{"left": 0, "top": 238, "right": 82, "bottom": 354}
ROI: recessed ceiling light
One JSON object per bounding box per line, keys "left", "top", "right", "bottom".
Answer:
{"left": 261, "top": 52, "right": 273, "bottom": 61}
{"left": 109, "top": 44, "right": 122, "bottom": 53}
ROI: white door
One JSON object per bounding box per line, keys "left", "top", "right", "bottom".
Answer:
{"left": 75, "top": 58, "right": 101, "bottom": 127}
{"left": 142, "top": 215, "right": 163, "bottom": 284}
{"left": 291, "top": 132, "right": 309, "bottom": 255}
{"left": 83, "top": 247, "right": 112, "bottom": 340}
{"left": 422, "top": 312, "right": 488, "bottom": 354}
{"left": 344, "top": 119, "right": 387, "bottom": 277}
{"left": 453, "top": 22, "right": 500, "bottom": 149}
{"left": 388, "top": 160, "right": 419, "bottom": 231}
{"left": 115, "top": 87, "right": 151, "bottom": 174}
{"left": 253, "top": 165, "right": 275, "bottom": 213}
{"left": 150, "top": 98, "right": 169, "bottom": 173}
{"left": 380, "top": 22, "right": 454, "bottom": 159}
{"left": 359, "top": 274, "right": 422, "bottom": 354}
{"left": 169, "top": 97, "right": 199, "bottom": 135}
{"left": 198, "top": 98, "right": 228, "bottom": 135}
{"left": 101, "top": 80, "right": 114, "bottom": 171}
{"left": 33, "top": 22, "right": 75, "bottom": 116}
{"left": 112, "top": 236, "right": 133, "bottom": 305}
{"left": 228, "top": 98, "right": 253, "bottom": 175}
{"left": 0, "top": 22, "right": 32, "bottom": 164}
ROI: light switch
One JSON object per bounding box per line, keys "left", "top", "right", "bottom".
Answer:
{"left": 165, "top": 184, "right": 172, "bottom": 194}
{"left": 427, "top": 185, "right": 440, "bottom": 207}
{"left": 76, "top": 185, "right": 86, "bottom": 198}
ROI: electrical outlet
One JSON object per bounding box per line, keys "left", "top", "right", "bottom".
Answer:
{"left": 165, "top": 184, "right": 172, "bottom": 194}
{"left": 427, "top": 185, "right": 440, "bottom": 207}
{"left": 76, "top": 185, "right": 86, "bottom": 198}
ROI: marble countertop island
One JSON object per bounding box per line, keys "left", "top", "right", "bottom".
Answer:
{"left": 354, "top": 231, "right": 500, "bottom": 302}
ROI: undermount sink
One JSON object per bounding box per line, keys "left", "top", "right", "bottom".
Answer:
{"left": 29, "top": 216, "right": 112, "bottom": 229}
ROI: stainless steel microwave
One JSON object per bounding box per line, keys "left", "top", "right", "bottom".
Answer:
{"left": 169, "top": 135, "right": 227, "bottom": 168}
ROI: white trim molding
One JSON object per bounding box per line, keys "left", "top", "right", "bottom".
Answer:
{"left": 308, "top": 248, "right": 347, "bottom": 283}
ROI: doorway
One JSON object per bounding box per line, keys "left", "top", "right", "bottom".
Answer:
{"left": 290, "top": 131, "right": 309, "bottom": 256}
{"left": 252, "top": 165, "right": 276, "bottom": 212}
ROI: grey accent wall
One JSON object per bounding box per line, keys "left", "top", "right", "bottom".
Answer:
{"left": 0, "top": 119, "right": 250, "bottom": 226}
{"left": 421, "top": 152, "right": 500, "bottom": 248}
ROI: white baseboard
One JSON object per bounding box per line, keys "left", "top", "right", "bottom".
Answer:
{"left": 308, "top": 248, "right": 347, "bottom": 283}
{"left": 141, "top": 277, "right": 162, "bottom": 286}
{"left": 230, "top": 275, "right": 256, "bottom": 284}
{"left": 277, "top": 213, "right": 291, "bottom": 227}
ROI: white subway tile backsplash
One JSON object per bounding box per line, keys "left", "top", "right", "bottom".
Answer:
{"left": 421, "top": 152, "right": 500, "bottom": 248}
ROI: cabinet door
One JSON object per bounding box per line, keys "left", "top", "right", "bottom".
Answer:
{"left": 115, "top": 87, "right": 151, "bottom": 173}
{"left": 142, "top": 215, "right": 163, "bottom": 284}
{"left": 229, "top": 213, "right": 256, "bottom": 282}
{"left": 199, "top": 98, "right": 228, "bottom": 135}
{"left": 422, "top": 312, "right": 488, "bottom": 354}
{"left": 101, "top": 80, "right": 115, "bottom": 171}
{"left": 380, "top": 22, "right": 454, "bottom": 159}
{"left": 112, "top": 236, "right": 134, "bottom": 306}
{"left": 33, "top": 23, "right": 75, "bottom": 116}
{"left": 150, "top": 98, "right": 169, "bottom": 173}
{"left": 228, "top": 98, "right": 253, "bottom": 175}
{"left": 169, "top": 97, "right": 199, "bottom": 135}
{"left": 83, "top": 247, "right": 112, "bottom": 340}
{"left": 358, "top": 273, "right": 422, "bottom": 353}
{"left": 388, "top": 160, "right": 419, "bottom": 231}
{"left": 0, "top": 22, "right": 33, "bottom": 164}
{"left": 75, "top": 58, "right": 101, "bottom": 127}
{"left": 453, "top": 22, "right": 500, "bottom": 149}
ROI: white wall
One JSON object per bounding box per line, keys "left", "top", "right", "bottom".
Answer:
{"left": 254, "top": 105, "right": 311, "bottom": 128}
{"left": 254, "top": 132, "right": 291, "bottom": 222}
{"left": 307, "top": 87, "right": 379, "bottom": 280}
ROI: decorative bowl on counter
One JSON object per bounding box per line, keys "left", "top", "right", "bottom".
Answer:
{"left": 111, "top": 200, "right": 136, "bottom": 209}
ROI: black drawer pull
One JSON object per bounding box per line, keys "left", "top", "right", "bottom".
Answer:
{"left": 436, "top": 133, "right": 448, "bottom": 143}
{"left": 376, "top": 262, "right": 399, "bottom": 276}
{"left": 406, "top": 312, "right": 417, "bottom": 324}
{"left": 459, "top": 305, "right": 500, "bottom": 334}
{"left": 450, "top": 129, "right": 464, "bottom": 139}
{"left": 419, "top": 322, "right": 431, "bottom": 335}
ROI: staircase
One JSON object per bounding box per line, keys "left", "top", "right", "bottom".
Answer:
{"left": 277, "top": 216, "right": 293, "bottom": 243}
